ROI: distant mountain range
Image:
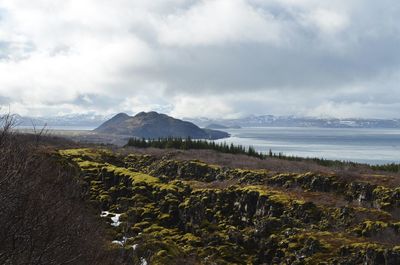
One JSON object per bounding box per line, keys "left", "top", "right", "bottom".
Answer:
{"left": 13, "top": 113, "right": 108, "bottom": 127}
{"left": 188, "top": 115, "right": 400, "bottom": 129}
{"left": 94, "top": 112, "right": 229, "bottom": 140}
{"left": 12, "top": 112, "right": 400, "bottom": 129}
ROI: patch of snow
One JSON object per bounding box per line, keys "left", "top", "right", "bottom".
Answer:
{"left": 112, "top": 240, "right": 123, "bottom": 246}
{"left": 111, "top": 236, "right": 128, "bottom": 246}
{"left": 100, "top": 211, "right": 121, "bottom": 227}
{"left": 111, "top": 213, "right": 121, "bottom": 227}
{"left": 140, "top": 257, "right": 148, "bottom": 265}
{"left": 100, "top": 211, "right": 110, "bottom": 217}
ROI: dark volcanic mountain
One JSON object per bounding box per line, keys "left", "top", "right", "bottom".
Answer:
{"left": 94, "top": 112, "right": 229, "bottom": 140}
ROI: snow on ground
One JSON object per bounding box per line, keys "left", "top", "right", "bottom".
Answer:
{"left": 100, "top": 211, "right": 121, "bottom": 227}
{"left": 112, "top": 240, "right": 123, "bottom": 246}
{"left": 111, "top": 236, "right": 128, "bottom": 246}
{"left": 140, "top": 257, "right": 148, "bottom": 265}
{"left": 101, "top": 211, "right": 141, "bottom": 256}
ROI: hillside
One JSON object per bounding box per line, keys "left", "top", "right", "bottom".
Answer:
{"left": 3, "top": 111, "right": 400, "bottom": 265}
{"left": 0, "top": 129, "right": 123, "bottom": 264}
{"left": 94, "top": 112, "right": 229, "bottom": 140}
{"left": 58, "top": 147, "right": 400, "bottom": 265}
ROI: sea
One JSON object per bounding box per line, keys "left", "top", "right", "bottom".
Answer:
{"left": 214, "top": 127, "right": 400, "bottom": 165}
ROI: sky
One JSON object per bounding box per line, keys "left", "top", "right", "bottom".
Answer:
{"left": 0, "top": 0, "right": 400, "bottom": 119}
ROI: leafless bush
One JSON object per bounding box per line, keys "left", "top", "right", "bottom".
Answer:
{"left": 31, "top": 120, "right": 49, "bottom": 146}
{"left": 0, "top": 113, "right": 16, "bottom": 146}
{"left": 0, "top": 114, "right": 123, "bottom": 265}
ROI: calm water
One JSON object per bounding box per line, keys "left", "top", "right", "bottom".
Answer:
{"left": 15, "top": 125, "right": 400, "bottom": 165}
{"left": 215, "top": 127, "right": 400, "bottom": 165}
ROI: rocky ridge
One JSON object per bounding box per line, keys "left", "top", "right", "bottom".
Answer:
{"left": 59, "top": 148, "right": 400, "bottom": 265}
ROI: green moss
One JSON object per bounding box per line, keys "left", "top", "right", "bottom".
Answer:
{"left": 59, "top": 148, "right": 93, "bottom": 157}
{"left": 134, "top": 221, "right": 151, "bottom": 229}
{"left": 158, "top": 213, "right": 171, "bottom": 221}
{"left": 238, "top": 185, "right": 269, "bottom": 196}
{"left": 129, "top": 171, "right": 159, "bottom": 184}
{"left": 99, "top": 194, "right": 111, "bottom": 201}
{"left": 393, "top": 246, "right": 400, "bottom": 251}
{"left": 268, "top": 193, "right": 293, "bottom": 205}
{"left": 77, "top": 160, "right": 103, "bottom": 169}
{"left": 60, "top": 147, "right": 400, "bottom": 265}
{"left": 180, "top": 233, "right": 201, "bottom": 244}
{"left": 352, "top": 220, "right": 399, "bottom": 237}
{"left": 179, "top": 198, "right": 191, "bottom": 209}
{"left": 59, "top": 148, "right": 113, "bottom": 161}
{"left": 348, "top": 242, "right": 385, "bottom": 251}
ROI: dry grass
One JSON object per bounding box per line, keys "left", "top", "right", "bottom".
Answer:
{"left": 121, "top": 147, "right": 400, "bottom": 188}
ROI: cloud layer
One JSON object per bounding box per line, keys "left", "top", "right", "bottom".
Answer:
{"left": 0, "top": 0, "right": 400, "bottom": 118}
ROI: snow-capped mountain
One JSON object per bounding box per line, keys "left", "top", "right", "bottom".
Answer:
{"left": 12, "top": 112, "right": 400, "bottom": 129}
{"left": 14, "top": 113, "right": 109, "bottom": 127}
{"left": 187, "top": 115, "right": 400, "bottom": 128}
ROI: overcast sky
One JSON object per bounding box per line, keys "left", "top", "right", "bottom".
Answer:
{"left": 0, "top": 0, "right": 400, "bottom": 119}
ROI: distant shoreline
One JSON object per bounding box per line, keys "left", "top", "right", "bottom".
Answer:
{"left": 13, "top": 126, "right": 400, "bottom": 165}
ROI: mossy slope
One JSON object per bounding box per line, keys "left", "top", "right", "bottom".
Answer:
{"left": 60, "top": 148, "right": 400, "bottom": 265}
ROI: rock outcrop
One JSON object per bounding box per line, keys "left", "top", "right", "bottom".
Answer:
{"left": 59, "top": 148, "right": 400, "bottom": 265}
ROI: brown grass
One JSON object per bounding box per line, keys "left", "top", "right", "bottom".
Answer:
{"left": 121, "top": 147, "right": 400, "bottom": 188}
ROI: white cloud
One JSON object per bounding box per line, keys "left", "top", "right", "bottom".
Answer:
{"left": 304, "top": 9, "right": 349, "bottom": 35}
{"left": 157, "top": 0, "right": 282, "bottom": 46}
{"left": 0, "top": 0, "right": 399, "bottom": 118}
{"left": 170, "top": 95, "right": 235, "bottom": 119}
{"left": 0, "top": 35, "right": 153, "bottom": 103}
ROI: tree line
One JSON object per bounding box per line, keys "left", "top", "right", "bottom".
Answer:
{"left": 125, "top": 137, "right": 400, "bottom": 171}
{"left": 371, "top": 163, "right": 400, "bottom": 173}
{"left": 126, "top": 137, "right": 264, "bottom": 159}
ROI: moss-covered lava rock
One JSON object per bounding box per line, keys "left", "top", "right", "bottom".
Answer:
{"left": 59, "top": 148, "right": 400, "bottom": 265}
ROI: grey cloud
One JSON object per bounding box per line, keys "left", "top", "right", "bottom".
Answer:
{"left": 130, "top": 37, "right": 399, "bottom": 96}
{"left": 72, "top": 94, "right": 122, "bottom": 108}
{"left": 123, "top": 1, "right": 400, "bottom": 97}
